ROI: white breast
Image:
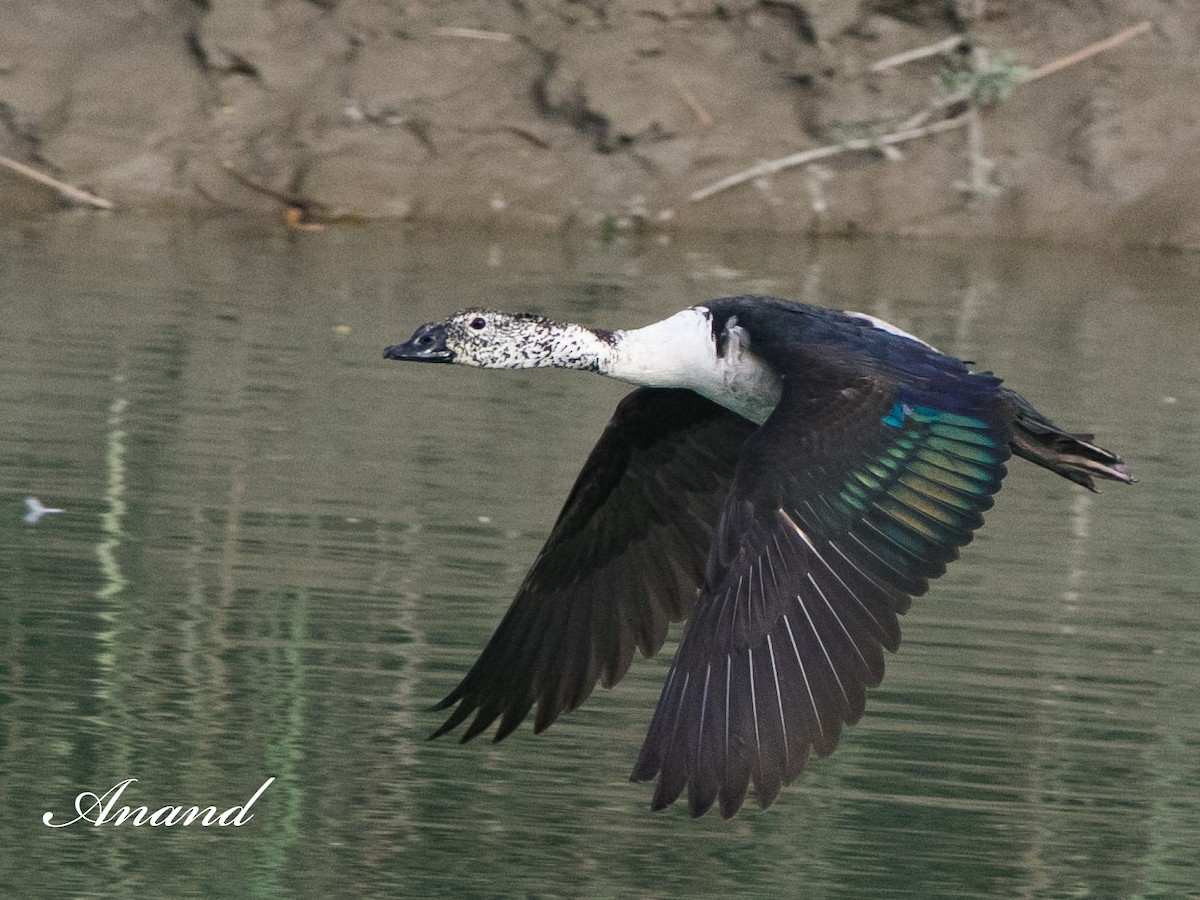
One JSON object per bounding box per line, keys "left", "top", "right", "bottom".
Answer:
{"left": 707, "top": 321, "right": 782, "bottom": 425}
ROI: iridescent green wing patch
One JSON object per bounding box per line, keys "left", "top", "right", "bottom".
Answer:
{"left": 826, "top": 399, "right": 1009, "bottom": 587}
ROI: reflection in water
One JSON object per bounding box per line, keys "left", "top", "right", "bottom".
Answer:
{"left": 1, "top": 220, "right": 1198, "bottom": 898}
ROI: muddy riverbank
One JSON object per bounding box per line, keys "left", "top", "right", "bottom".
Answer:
{"left": 1, "top": 1, "right": 1196, "bottom": 248}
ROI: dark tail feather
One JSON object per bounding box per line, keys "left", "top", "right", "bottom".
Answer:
{"left": 1003, "top": 389, "right": 1133, "bottom": 492}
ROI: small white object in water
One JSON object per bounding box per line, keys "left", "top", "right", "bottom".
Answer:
{"left": 23, "top": 497, "right": 64, "bottom": 525}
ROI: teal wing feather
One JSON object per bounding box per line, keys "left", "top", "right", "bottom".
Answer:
{"left": 631, "top": 367, "right": 1011, "bottom": 818}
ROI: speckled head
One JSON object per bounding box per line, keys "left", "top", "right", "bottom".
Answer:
{"left": 384, "top": 308, "right": 613, "bottom": 371}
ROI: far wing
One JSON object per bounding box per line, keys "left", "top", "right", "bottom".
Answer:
{"left": 432, "top": 387, "right": 757, "bottom": 742}
{"left": 632, "top": 369, "right": 1011, "bottom": 817}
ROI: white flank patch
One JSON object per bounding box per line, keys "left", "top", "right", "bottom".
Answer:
{"left": 846, "top": 311, "right": 939, "bottom": 352}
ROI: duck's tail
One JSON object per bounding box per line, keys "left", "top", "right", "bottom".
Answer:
{"left": 1003, "top": 388, "right": 1133, "bottom": 492}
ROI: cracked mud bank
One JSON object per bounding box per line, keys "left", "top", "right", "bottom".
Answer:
{"left": 2, "top": 1, "right": 1198, "bottom": 248}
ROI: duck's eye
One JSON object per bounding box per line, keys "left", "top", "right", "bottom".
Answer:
{"left": 469, "top": 316, "right": 487, "bottom": 331}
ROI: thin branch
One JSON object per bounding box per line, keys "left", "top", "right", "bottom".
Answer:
{"left": 690, "top": 114, "right": 969, "bottom": 203}
{"left": 670, "top": 75, "right": 713, "bottom": 126}
{"left": 1023, "top": 21, "right": 1151, "bottom": 83}
{"left": 965, "top": 46, "right": 992, "bottom": 194}
{"left": 691, "top": 20, "right": 1154, "bottom": 205}
{"left": 895, "top": 87, "right": 971, "bottom": 132}
{"left": 221, "top": 160, "right": 313, "bottom": 208}
{"left": 433, "top": 27, "right": 513, "bottom": 42}
{"left": 0, "top": 153, "right": 114, "bottom": 210}
{"left": 870, "top": 35, "right": 967, "bottom": 74}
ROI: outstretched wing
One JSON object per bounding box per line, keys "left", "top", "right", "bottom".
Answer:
{"left": 432, "top": 387, "right": 757, "bottom": 742}
{"left": 631, "top": 363, "right": 1011, "bottom": 817}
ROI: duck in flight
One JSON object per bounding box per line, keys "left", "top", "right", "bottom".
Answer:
{"left": 384, "top": 295, "right": 1130, "bottom": 818}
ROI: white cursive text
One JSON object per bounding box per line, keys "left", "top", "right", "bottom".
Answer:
{"left": 43, "top": 777, "right": 275, "bottom": 828}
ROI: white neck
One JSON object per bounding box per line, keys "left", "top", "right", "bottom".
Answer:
{"left": 603, "top": 309, "right": 715, "bottom": 386}
{"left": 601, "top": 308, "right": 781, "bottom": 424}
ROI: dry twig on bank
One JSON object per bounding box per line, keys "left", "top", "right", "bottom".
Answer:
{"left": 870, "top": 35, "right": 967, "bottom": 74}
{"left": 671, "top": 75, "right": 713, "bottom": 127}
{"left": 0, "top": 153, "right": 114, "bottom": 210}
{"left": 690, "top": 115, "right": 971, "bottom": 203}
{"left": 1023, "top": 21, "right": 1152, "bottom": 83}
{"left": 433, "top": 27, "right": 513, "bottom": 42}
{"left": 690, "top": 20, "right": 1153, "bottom": 205}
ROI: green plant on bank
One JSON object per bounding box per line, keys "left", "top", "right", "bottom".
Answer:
{"left": 689, "top": 22, "right": 1147, "bottom": 206}
{"left": 938, "top": 49, "right": 1030, "bottom": 107}
{"left": 826, "top": 46, "right": 1029, "bottom": 161}
{"left": 953, "top": 173, "right": 1004, "bottom": 198}
{"left": 940, "top": 47, "right": 1030, "bottom": 199}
